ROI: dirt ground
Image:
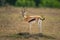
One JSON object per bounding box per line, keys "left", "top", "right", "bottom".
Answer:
{"left": 0, "top": 7, "right": 60, "bottom": 40}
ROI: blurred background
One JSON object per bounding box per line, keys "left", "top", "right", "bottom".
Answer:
{"left": 0, "top": 0, "right": 60, "bottom": 40}
{"left": 0, "top": 0, "right": 60, "bottom": 8}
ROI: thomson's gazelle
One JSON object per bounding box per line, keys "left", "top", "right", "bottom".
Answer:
{"left": 21, "top": 8, "right": 45, "bottom": 33}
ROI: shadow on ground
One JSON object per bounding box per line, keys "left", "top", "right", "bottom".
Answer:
{"left": 17, "top": 32, "right": 56, "bottom": 39}
{"left": 0, "top": 32, "right": 56, "bottom": 40}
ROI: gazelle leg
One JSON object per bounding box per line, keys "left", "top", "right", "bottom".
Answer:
{"left": 38, "top": 19, "right": 42, "bottom": 33}
{"left": 29, "top": 23, "right": 32, "bottom": 33}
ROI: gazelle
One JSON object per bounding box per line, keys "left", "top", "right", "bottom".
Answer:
{"left": 21, "top": 8, "right": 45, "bottom": 33}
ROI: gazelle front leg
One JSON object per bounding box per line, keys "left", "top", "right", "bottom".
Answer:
{"left": 38, "top": 19, "right": 42, "bottom": 33}
{"left": 29, "top": 22, "right": 32, "bottom": 34}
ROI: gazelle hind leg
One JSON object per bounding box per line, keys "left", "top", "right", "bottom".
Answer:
{"left": 38, "top": 19, "right": 42, "bottom": 33}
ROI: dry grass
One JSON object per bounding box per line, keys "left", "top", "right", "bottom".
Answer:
{"left": 0, "top": 6, "right": 60, "bottom": 40}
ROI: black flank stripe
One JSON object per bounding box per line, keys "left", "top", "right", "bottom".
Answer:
{"left": 28, "top": 18, "right": 36, "bottom": 23}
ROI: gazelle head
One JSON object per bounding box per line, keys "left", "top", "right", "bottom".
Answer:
{"left": 21, "top": 8, "right": 28, "bottom": 18}
{"left": 21, "top": 8, "right": 25, "bottom": 17}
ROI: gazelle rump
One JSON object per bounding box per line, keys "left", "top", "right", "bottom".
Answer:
{"left": 21, "top": 8, "right": 45, "bottom": 33}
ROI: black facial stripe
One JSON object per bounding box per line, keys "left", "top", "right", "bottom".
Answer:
{"left": 28, "top": 18, "right": 36, "bottom": 23}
